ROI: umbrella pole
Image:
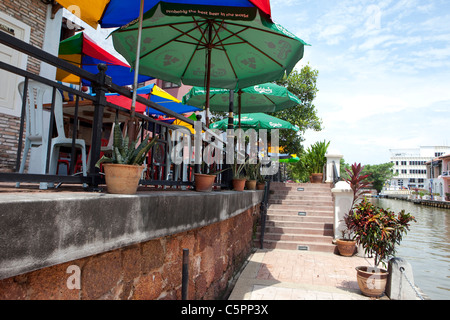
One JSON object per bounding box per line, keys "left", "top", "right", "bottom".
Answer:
{"left": 205, "top": 21, "right": 213, "bottom": 128}
{"left": 129, "top": 0, "right": 145, "bottom": 141}
{"left": 238, "top": 90, "right": 242, "bottom": 129}
{"left": 228, "top": 90, "right": 234, "bottom": 130}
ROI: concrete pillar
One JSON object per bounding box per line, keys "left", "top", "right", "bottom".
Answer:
{"left": 325, "top": 153, "right": 343, "bottom": 183}
{"left": 386, "top": 257, "right": 419, "bottom": 300}
{"left": 331, "top": 180, "right": 353, "bottom": 240}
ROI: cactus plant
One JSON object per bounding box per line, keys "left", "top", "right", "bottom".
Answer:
{"left": 95, "top": 119, "right": 158, "bottom": 168}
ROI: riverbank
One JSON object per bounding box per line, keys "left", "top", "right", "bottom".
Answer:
{"left": 371, "top": 198, "right": 450, "bottom": 300}
{"left": 376, "top": 194, "right": 450, "bottom": 209}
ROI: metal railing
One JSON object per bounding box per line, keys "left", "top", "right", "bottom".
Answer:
{"left": 0, "top": 30, "right": 230, "bottom": 191}
{"left": 332, "top": 160, "right": 341, "bottom": 185}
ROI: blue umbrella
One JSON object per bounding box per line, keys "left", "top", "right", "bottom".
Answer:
{"left": 104, "top": 83, "right": 201, "bottom": 116}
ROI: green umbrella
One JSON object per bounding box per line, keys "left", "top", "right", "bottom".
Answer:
{"left": 209, "top": 113, "right": 299, "bottom": 131}
{"left": 279, "top": 156, "right": 300, "bottom": 163}
{"left": 111, "top": 2, "right": 309, "bottom": 126}
{"left": 182, "top": 82, "right": 301, "bottom": 113}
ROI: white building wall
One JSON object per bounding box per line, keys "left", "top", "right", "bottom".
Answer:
{"left": 387, "top": 146, "right": 450, "bottom": 191}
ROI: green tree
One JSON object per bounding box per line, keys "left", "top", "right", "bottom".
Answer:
{"left": 273, "top": 64, "right": 322, "bottom": 156}
{"left": 362, "top": 163, "right": 396, "bottom": 193}
{"left": 340, "top": 160, "right": 396, "bottom": 193}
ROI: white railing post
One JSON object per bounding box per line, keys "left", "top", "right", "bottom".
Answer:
{"left": 331, "top": 181, "right": 353, "bottom": 240}
{"left": 325, "top": 153, "right": 343, "bottom": 183}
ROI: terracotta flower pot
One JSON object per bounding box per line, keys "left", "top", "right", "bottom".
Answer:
{"left": 355, "top": 266, "right": 389, "bottom": 297}
{"left": 245, "top": 180, "right": 256, "bottom": 190}
{"left": 256, "top": 182, "right": 265, "bottom": 190}
{"left": 103, "top": 164, "right": 145, "bottom": 194}
{"left": 336, "top": 239, "right": 357, "bottom": 257}
{"left": 232, "top": 178, "right": 246, "bottom": 191}
{"left": 310, "top": 173, "right": 323, "bottom": 183}
{"left": 194, "top": 173, "right": 216, "bottom": 192}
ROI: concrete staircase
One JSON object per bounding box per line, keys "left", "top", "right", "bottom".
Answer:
{"left": 256, "top": 182, "right": 336, "bottom": 253}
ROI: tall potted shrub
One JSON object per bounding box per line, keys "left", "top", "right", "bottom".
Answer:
{"left": 96, "top": 119, "right": 157, "bottom": 194}
{"left": 336, "top": 163, "right": 372, "bottom": 256}
{"left": 304, "top": 140, "right": 330, "bottom": 183}
{"left": 346, "top": 199, "right": 416, "bottom": 297}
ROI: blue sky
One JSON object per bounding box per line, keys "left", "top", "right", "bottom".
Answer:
{"left": 66, "top": 0, "right": 450, "bottom": 165}
{"left": 270, "top": 0, "right": 450, "bottom": 164}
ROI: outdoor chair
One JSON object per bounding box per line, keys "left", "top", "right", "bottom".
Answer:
{"left": 16, "top": 80, "right": 87, "bottom": 189}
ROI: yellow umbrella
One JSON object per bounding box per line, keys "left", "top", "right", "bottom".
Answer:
{"left": 57, "top": 0, "right": 109, "bottom": 29}
{"left": 172, "top": 113, "right": 201, "bottom": 134}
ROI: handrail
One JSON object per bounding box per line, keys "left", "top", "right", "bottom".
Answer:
{"left": 0, "top": 30, "right": 234, "bottom": 190}
{"left": 0, "top": 30, "right": 97, "bottom": 83}
{"left": 332, "top": 160, "right": 340, "bottom": 184}
{"left": 259, "top": 167, "right": 272, "bottom": 249}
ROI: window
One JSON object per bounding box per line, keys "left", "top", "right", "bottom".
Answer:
{"left": 402, "top": 169, "right": 407, "bottom": 174}
{"left": 162, "top": 81, "right": 180, "bottom": 89}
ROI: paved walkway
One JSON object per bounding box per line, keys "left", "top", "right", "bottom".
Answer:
{"left": 229, "top": 249, "right": 387, "bottom": 300}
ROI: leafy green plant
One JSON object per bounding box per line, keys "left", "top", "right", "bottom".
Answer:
{"left": 303, "top": 140, "right": 330, "bottom": 174}
{"left": 346, "top": 198, "right": 416, "bottom": 268}
{"left": 245, "top": 163, "right": 259, "bottom": 180}
{"left": 96, "top": 119, "right": 158, "bottom": 167}
{"left": 256, "top": 162, "right": 266, "bottom": 183}
{"left": 232, "top": 154, "right": 249, "bottom": 179}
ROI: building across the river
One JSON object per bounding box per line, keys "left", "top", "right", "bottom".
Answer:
{"left": 386, "top": 146, "right": 450, "bottom": 191}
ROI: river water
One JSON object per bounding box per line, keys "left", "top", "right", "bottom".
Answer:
{"left": 371, "top": 198, "right": 450, "bottom": 300}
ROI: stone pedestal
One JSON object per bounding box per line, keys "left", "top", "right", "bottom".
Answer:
{"left": 331, "top": 181, "right": 353, "bottom": 240}
{"left": 386, "top": 257, "right": 419, "bottom": 300}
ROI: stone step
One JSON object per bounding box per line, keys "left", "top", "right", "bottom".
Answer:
{"left": 266, "top": 209, "right": 333, "bottom": 217}
{"left": 255, "top": 239, "right": 336, "bottom": 253}
{"left": 268, "top": 204, "right": 334, "bottom": 211}
{"left": 266, "top": 214, "right": 333, "bottom": 223}
{"left": 264, "top": 220, "right": 334, "bottom": 231}
{"left": 258, "top": 225, "right": 334, "bottom": 236}
{"left": 270, "top": 182, "right": 332, "bottom": 189}
{"left": 260, "top": 182, "right": 336, "bottom": 253}
{"left": 260, "top": 232, "right": 333, "bottom": 244}
{"left": 269, "top": 194, "right": 333, "bottom": 200}
{"left": 269, "top": 199, "right": 334, "bottom": 206}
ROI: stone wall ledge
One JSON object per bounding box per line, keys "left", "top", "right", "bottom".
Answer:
{"left": 0, "top": 190, "right": 263, "bottom": 280}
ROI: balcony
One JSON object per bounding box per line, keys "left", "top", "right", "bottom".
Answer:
{"left": 0, "top": 31, "right": 266, "bottom": 299}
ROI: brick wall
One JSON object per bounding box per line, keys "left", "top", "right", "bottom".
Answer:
{"left": 0, "top": 0, "right": 47, "bottom": 74}
{"left": 0, "top": 114, "right": 22, "bottom": 171}
{"left": 0, "top": 0, "right": 48, "bottom": 171}
{"left": 0, "top": 205, "right": 259, "bottom": 300}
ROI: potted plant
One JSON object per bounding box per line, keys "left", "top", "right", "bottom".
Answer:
{"left": 336, "top": 163, "right": 372, "bottom": 257}
{"left": 96, "top": 119, "right": 158, "bottom": 194}
{"left": 232, "top": 156, "right": 249, "bottom": 191}
{"left": 303, "top": 140, "right": 330, "bottom": 183}
{"left": 256, "top": 162, "right": 266, "bottom": 190}
{"left": 194, "top": 164, "right": 228, "bottom": 192}
{"left": 346, "top": 198, "right": 416, "bottom": 297}
{"left": 245, "top": 163, "right": 258, "bottom": 190}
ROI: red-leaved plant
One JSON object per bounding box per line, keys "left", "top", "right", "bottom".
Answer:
{"left": 346, "top": 199, "right": 416, "bottom": 268}
{"left": 341, "top": 163, "right": 372, "bottom": 240}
